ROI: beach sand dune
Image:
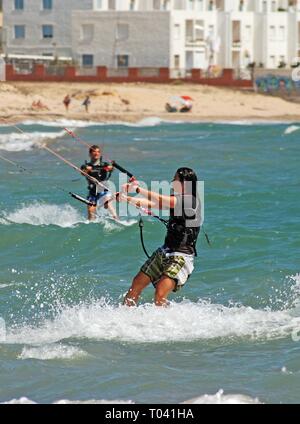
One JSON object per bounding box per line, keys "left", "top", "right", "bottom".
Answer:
{"left": 0, "top": 82, "right": 299, "bottom": 123}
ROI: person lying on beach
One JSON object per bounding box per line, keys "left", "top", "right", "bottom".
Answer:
{"left": 31, "top": 100, "right": 49, "bottom": 111}
{"left": 165, "top": 103, "right": 178, "bottom": 113}
{"left": 180, "top": 101, "right": 193, "bottom": 113}
{"left": 81, "top": 145, "right": 118, "bottom": 221}
{"left": 120, "top": 167, "right": 201, "bottom": 307}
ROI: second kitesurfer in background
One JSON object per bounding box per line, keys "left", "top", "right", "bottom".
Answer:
{"left": 81, "top": 145, "right": 118, "bottom": 221}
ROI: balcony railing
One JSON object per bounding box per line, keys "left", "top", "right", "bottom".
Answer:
{"left": 185, "top": 38, "right": 205, "bottom": 46}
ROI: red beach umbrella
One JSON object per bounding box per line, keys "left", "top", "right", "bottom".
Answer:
{"left": 181, "top": 96, "right": 193, "bottom": 101}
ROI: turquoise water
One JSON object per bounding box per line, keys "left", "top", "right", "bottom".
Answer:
{"left": 0, "top": 119, "right": 299, "bottom": 404}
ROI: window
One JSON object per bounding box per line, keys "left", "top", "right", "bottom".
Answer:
{"left": 262, "top": 1, "right": 267, "bottom": 12}
{"left": 196, "top": 0, "right": 203, "bottom": 11}
{"left": 14, "top": 25, "right": 25, "bottom": 39}
{"left": 81, "top": 24, "right": 94, "bottom": 42}
{"left": 188, "top": 0, "right": 195, "bottom": 10}
{"left": 271, "top": 1, "right": 277, "bottom": 12}
{"left": 279, "top": 26, "right": 285, "bottom": 40}
{"left": 174, "top": 24, "right": 180, "bottom": 40}
{"left": 245, "top": 25, "right": 251, "bottom": 41}
{"left": 279, "top": 56, "right": 286, "bottom": 68}
{"left": 174, "top": 55, "right": 180, "bottom": 68}
{"left": 173, "top": 0, "right": 185, "bottom": 10}
{"left": 42, "top": 25, "right": 54, "bottom": 38}
{"left": 43, "top": 0, "right": 52, "bottom": 10}
{"left": 270, "top": 55, "right": 276, "bottom": 68}
{"left": 208, "top": 24, "right": 214, "bottom": 35}
{"left": 269, "top": 25, "right": 276, "bottom": 40}
{"left": 82, "top": 54, "right": 94, "bottom": 67}
{"left": 195, "top": 20, "right": 205, "bottom": 41}
{"left": 15, "top": 0, "right": 24, "bottom": 10}
{"left": 95, "top": 0, "right": 103, "bottom": 9}
{"left": 153, "top": 0, "right": 161, "bottom": 9}
{"left": 117, "top": 55, "right": 129, "bottom": 68}
{"left": 163, "top": 0, "right": 169, "bottom": 10}
{"left": 130, "top": 0, "right": 136, "bottom": 10}
{"left": 116, "top": 23, "right": 129, "bottom": 41}
{"left": 108, "top": 0, "right": 116, "bottom": 10}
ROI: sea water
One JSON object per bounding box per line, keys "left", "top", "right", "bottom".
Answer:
{"left": 0, "top": 119, "right": 299, "bottom": 404}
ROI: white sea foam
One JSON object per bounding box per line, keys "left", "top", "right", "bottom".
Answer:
{"left": 2, "top": 391, "right": 260, "bottom": 404}
{"left": 21, "top": 119, "right": 102, "bottom": 128}
{"left": 5, "top": 297, "right": 300, "bottom": 346}
{"left": 2, "top": 117, "right": 294, "bottom": 131}
{"left": 16, "top": 117, "right": 178, "bottom": 129}
{"left": 284, "top": 125, "right": 300, "bottom": 135}
{"left": 1, "top": 203, "right": 137, "bottom": 230}
{"left": 2, "top": 397, "right": 134, "bottom": 404}
{"left": 3, "top": 203, "right": 85, "bottom": 228}
{"left": 0, "top": 130, "right": 65, "bottom": 152}
{"left": 19, "top": 343, "right": 88, "bottom": 361}
{"left": 183, "top": 390, "right": 261, "bottom": 404}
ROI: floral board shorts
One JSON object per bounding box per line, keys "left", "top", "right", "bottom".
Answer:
{"left": 141, "top": 247, "right": 195, "bottom": 293}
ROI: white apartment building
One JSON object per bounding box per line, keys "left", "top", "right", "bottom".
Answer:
{"left": 3, "top": 0, "right": 300, "bottom": 70}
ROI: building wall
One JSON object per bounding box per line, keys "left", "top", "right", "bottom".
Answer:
{"left": 2, "top": 0, "right": 300, "bottom": 70}
{"left": 3, "top": 0, "right": 93, "bottom": 57}
{"left": 72, "top": 11, "right": 170, "bottom": 67}
{"left": 0, "top": 12, "right": 2, "bottom": 53}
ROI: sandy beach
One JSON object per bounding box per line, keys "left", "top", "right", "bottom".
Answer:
{"left": 0, "top": 81, "right": 299, "bottom": 124}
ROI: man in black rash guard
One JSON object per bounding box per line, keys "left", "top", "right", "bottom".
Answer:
{"left": 81, "top": 145, "right": 118, "bottom": 221}
{"left": 120, "top": 168, "right": 201, "bottom": 306}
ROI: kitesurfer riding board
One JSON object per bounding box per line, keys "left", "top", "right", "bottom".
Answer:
{"left": 119, "top": 167, "right": 201, "bottom": 307}
{"left": 81, "top": 145, "right": 119, "bottom": 221}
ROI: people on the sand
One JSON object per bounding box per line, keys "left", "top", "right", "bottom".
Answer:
{"left": 165, "top": 103, "right": 178, "bottom": 113}
{"left": 165, "top": 97, "right": 193, "bottom": 113}
{"left": 31, "top": 99, "right": 49, "bottom": 111}
{"left": 82, "top": 96, "right": 91, "bottom": 113}
{"left": 63, "top": 95, "right": 71, "bottom": 112}
{"left": 119, "top": 167, "right": 201, "bottom": 307}
{"left": 180, "top": 100, "right": 193, "bottom": 113}
{"left": 81, "top": 145, "right": 118, "bottom": 221}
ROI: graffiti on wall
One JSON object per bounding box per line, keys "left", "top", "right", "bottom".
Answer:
{"left": 255, "top": 74, "right": 300, "bottom": 94}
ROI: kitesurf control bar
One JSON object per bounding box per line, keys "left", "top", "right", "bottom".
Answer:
{"left": 111, "top": 161, "right": 134, "bottom": 180}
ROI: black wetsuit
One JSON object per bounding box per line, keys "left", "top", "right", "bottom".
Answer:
{"left": 164, "top": 193, "right": 201, "bottom": 256}
{"left": 81, "top": 158, "right": 112, "bottom": 200}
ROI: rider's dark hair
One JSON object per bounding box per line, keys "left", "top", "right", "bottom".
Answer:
{"left": 89, "top": 145, "right": 101, "bottom": 154}
{"left": 176, "top": 167, "right": 198, "bottom": 207}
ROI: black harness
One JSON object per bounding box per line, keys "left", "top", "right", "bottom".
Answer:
{"left": 82, "top": 158, "right": 112, "bottom": 195}
{"left": 139, "top": 214, "right": 210, "bottom": 259}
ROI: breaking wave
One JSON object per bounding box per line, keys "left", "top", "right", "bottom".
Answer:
{"left": 1, "top": 203, "right": 85, "bottom": 228}
{"left": 4, "top": 285, "right": 300, "bottom": 346}
{"left": 19, "top": 343, "right": 88, "bottom": 361}
{"left": 284, "top": 125, "right": 300, "bottom": 135}
{"left": 0, "top": 202, "right": 137, "bottom": 230}
{"left": 0, "top": 130, "right": 65, "bottom": 152}
{"left": 2, "top": 390, "right": 260, "bottom": 404}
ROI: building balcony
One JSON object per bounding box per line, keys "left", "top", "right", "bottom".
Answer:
{"left": 185, "top": 37, "right": 206, "bottom": 47}
{"left": 232, "top": 40, "right": 241, "bottom": 48}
